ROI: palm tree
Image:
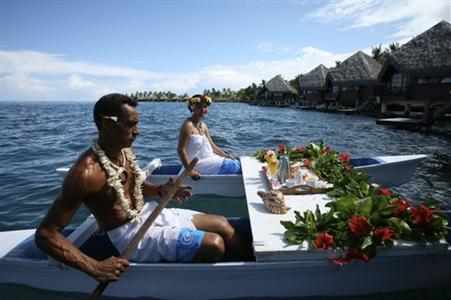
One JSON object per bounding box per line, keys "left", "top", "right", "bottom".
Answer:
{"left": 388, "top": 42, "right": 400, "bottom": 53}
{"left": 372, "top": 44, "right": 384, "bottom": 64}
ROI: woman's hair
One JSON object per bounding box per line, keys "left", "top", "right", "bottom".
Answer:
{"left": 93, "top": 93, "right": 137, "bottom": 130}
{"left": 187, "top": 94, "right": 212, "bottom": 112}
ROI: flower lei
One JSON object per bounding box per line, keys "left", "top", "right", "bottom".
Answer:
{"left": 92, "top": 139, "right": 146, "bottom": 222}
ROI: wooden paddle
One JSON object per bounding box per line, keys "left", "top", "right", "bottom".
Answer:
{"left": 89, "top": 157, "right": 198, "bottom": 300}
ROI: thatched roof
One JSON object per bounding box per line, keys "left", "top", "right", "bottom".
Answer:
{"left": 265, "top": 75, "right": 298, "bottom": 94}
{"left": 326, "top": 51, "right": 382, "bottom": 86}
{"left": 299, "top": 64, "right": 328, "bottom": 90}
{"left": 379, "top": 20, "right": 451, "bottom": 79}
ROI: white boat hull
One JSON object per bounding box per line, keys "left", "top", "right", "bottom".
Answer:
{"left": 1, "top": 229, "right": 450, "bottom": 299}
{"left": 354, "top": 154, "right": 427, "bottom": 188}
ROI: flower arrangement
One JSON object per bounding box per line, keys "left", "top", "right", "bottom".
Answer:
{"left": 254, "top": 141, "right": 449, "bottom": 265}
{"left": 188, "top": 95, "right": 212, "bottom": 107}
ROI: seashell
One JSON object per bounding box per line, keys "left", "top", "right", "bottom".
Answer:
{"left": 257, "top": 190, "right": 290, "bottom": 214}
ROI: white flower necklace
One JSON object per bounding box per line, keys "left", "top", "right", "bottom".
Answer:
{"left": 92, "top": 139, "right": 146, "bottom": 222}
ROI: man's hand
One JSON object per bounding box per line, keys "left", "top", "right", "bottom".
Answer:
{"left": 190, "top": 170, "right": 201, "bottom": 180}
{"left": 162, "top": 177, "right": 193, "bottom": 204}
{"left": 93, "top": 256, "right": 130, "bottom": 283}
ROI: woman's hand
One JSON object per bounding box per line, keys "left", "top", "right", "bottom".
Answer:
{"left": 92, "top": 256, "right": 129, "bottom": 283}
{"left": 161, "top": 177, "right": 193, "bottom": 204}
{"left": 224, "top": 151, "right": 236, "bottom": 160}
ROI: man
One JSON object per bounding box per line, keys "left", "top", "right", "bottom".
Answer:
{"left": 35, "top": 93, "right": 253, "bottom": 283}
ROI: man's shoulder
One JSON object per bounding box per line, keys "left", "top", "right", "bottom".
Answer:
{"left": 66, "top": 150, "right": 104, "bottom": 185}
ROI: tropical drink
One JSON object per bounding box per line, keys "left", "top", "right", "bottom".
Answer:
{"left": 268, "top": 156, "right": 278, "bottom": 176}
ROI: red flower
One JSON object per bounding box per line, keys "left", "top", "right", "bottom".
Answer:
{"left": 343, "top": 165, "right": 353, "bottom": 171}
{"left": 303, "top": 159, "right": 312, "bottom": 168}
{"left": 323, "top": 147, "right": 331, "bottom": 153}
{"left": 379, "top": 187, "right": 392, "bottom": 197}
{"left": 346, "top": 248, "right": 369, "bottom": 262}
{"left": 314, "top": 233, "right": 334, "bottom": 250}
{"left": 297, "top": 146, "right": 305, "bottom": 153}
{"left": 411, "top": 203, "right": 434, "bottom": 226}
{"left": 348, "top": 215, "right": 369, "bottom": 238}
{"left": 373, "top": 227, "right": 394, "bottom": 241}
{"left": 339, "top": 153, "right": 350, "bottom": 164}
{"left": 279, "top": 144, "right": 286, "bottom": 154}
{"left": 393, "top": 199, "right": 411, "bottom": 217}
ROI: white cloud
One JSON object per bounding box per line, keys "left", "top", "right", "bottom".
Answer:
{"left": 67, "top": 75, "right": 96, "bottom": 89}
{"left": 0, "top": 47, "right": 352, "bottom": 101}
{"left": 0, "top": 50, "right": 161, "bottom": 79}
{"left": 307, "top": 0, "right": 450, "bottom": 41}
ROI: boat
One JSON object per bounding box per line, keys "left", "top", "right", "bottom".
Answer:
{"left": 1, "top": 156, "right": 450, "bottom": 299}
{"left": 56, "top": 154, "right": 427, "bottom": 197}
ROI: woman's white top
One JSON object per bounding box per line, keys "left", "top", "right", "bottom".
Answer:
{"left": 186, "top": 134, "right": 224, "bottom": 174}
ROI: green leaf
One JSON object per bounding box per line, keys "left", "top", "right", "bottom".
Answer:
{"left": 375, "top": 205, "right": 397, "bottom": 216}
{"left": 359, "top": 181, "right": 369, "bottom": 197}
{"left": 361, "top": 236, "right": 373, "bottom": 249}
{"left": 294, "top": 210, "right": 304, "bottom": 222}
{"left": 355, "top": 197, "right": 373, "bottom": 217}
{"left": 284, "top": 230, "right": 304, "bottom": 244}
{"left": 421, "top": 198, "right": 442, "bottom": 208}
{"left": 280, "top": 220, "right": 295, "bottom": 229}
{"left": 315, "top": 205, "right": 322, "bottom": 221}
{"left": 335, "top": 196, "right": 357, "bottom": 215}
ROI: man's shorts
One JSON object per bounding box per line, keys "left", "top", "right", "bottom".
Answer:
{"left": 107, "top": 202, "right": 205, "bottom": 263}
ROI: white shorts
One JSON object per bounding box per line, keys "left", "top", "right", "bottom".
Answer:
{"left": 107, "top": 202, "right": 203, "bottom": 262}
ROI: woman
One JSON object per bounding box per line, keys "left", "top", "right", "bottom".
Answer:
{"left": 178, "top": 95, "right": 241, "bottom": 180}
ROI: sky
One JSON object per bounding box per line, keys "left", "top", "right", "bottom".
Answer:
{"left": 0, "top": 0, "right": 449, "bottom": 101}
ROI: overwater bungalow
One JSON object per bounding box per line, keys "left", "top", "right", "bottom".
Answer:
{"left": 257, "top": 74, "right": 297, "bottom": 106}
{"left": 378, "top": 20, "right": 451, "bottom": 115}
{"left": 325, "top": 51, "right": 382, "bottom": 109}
{"left": 298, "top": 64, "right": 328, "bottom": 108}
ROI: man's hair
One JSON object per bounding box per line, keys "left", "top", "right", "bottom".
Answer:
{"left": 93, "top": 93, "right": 138, "bottom": 130}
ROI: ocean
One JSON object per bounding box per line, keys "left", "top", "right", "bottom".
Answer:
{"left": 0, "top": 101, "right": 450, "bottom": 300}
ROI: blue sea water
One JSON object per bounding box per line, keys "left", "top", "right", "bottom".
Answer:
{"left": 0, "top": 101, "right": 450, "bottom": 300}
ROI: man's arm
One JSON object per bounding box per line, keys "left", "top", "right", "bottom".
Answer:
{"left": 35, "top": 166, "right": 128, "bottom": 282}
{"left": 142, "top": 179, "right": 192, "bottom": 204}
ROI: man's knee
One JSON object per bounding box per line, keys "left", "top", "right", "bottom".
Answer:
{"left": 196, "top": 232, "right": 225, "bottom": 261}
{"left": 213, "top": 215, "right": 235, "bottom": 236}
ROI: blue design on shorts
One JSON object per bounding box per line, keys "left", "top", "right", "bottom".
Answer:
{"left": 175, "top": 228, "right": 205, "bottom": 263}
{"left": 219, "top": 158, "right": 242, "bottom": 174}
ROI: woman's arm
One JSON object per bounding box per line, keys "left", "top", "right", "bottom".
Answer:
{"left": 203, "top": 124, "right": 235, "bottom": 159}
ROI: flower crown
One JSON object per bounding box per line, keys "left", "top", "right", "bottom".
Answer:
{"left": 188, "top": 95, "right": 212, "bottom": 107}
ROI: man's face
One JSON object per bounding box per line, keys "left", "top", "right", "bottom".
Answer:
{"left": 106, "top": 104, "right": 139, "bottom": 148}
